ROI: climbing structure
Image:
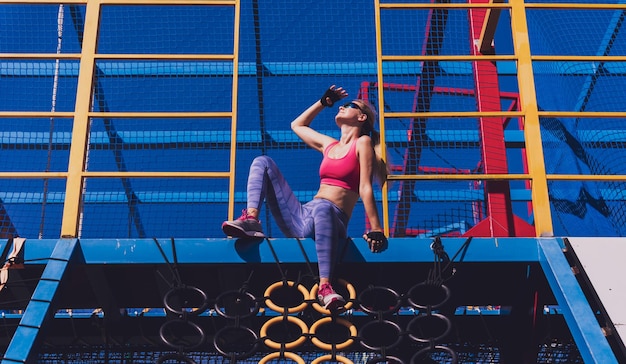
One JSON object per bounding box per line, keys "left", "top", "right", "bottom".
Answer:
{"left": 1, "top": 0, "right": 626, "bottom": 363}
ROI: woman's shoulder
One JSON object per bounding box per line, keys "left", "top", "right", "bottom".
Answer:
{"left": 355, "top": 135, "right": 372, "bottom": 148}
{"left": 354, "top": 135, "right": 373, "bottom": 157}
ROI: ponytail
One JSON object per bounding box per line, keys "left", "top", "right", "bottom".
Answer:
{"left": 370, "top": 128, "right": 388, "bottom": 185}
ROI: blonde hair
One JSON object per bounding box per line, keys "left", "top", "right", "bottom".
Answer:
{"left": 354, "top": 100, "right": 388, "bottom": 185}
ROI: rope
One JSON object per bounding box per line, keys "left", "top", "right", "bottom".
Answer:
{"left": 39, "top": 4, "right": 64, "bottom": 239}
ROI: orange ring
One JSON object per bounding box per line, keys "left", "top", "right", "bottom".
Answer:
{"left": 309, "top": 279, "right": 356, "bottom": 314}
{"left": 264, "top": 281, "right": 309, "bottom": 314}
{"left": 309, "top": 317, "right": 356, "bottom": 351}
{"left": 259, "top": 316, "right": 308, "bottom": 350}
{"left": 259, "top": 351, "right": 305, "bottom": 364}
{"left": 311, "top": 354, "right": 353, "bottom": 364}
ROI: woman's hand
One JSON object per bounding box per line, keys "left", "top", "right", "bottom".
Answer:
{"left": 363, "top": 231, "right": 388, "bottom": 253}
{"left": 320, "top": 85, "right": 348, "bottom": 107}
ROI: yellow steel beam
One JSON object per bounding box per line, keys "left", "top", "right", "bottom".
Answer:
{"left": 92, "top": 54, "right": 236, "bottom": 60}
{"left": 60, "top": 0, "right": 102, "bottom": 238}
{"left": 379, "top": 3, "right": 510, "bottom": 9}
{"left": 525, "top": 3, "right": 626, "bottom": 10}
{"left": 0, "top": 0, "right": 86, "bottom": 3}
{"left": 374, "top": 0, "right": 390, "bottom": 236}
{"left": 388, "top": 174, "right": 532, "bottom": 181}
{"left": 0, "top": 53, "right": 80, "bottom": 59}
{"left": 510, "top": 0, "right": 553, "bottom": 237}
{"left": 547, "top": 175, "right": 626, "bottom": 181}
{"left": 538, "top": 111, "right": 626, "bottom": 118}
{"left": 385, "top": 111, "right": 524, "bottom": 118}
{"left": 0, "top": 112, "right": 75, "bottom": 118}
{"left": 87, "top": 112, "right": 233, "bottom": 118}
{"left": 227, "top": 0, "right": 241, "bottom": 221}
{"left": 382, "top": 55, "right": 516, "bottom": 61}
{"left": 533, "top": 55, "right": 626, "bottom": 61}
{"left": 0, "top": 173, "right": 68, "bottom": 178}
{"left": 82, "top": 172, "right": 232, "bottom": 178}
{"left": 99, "top": 0, "right": 236, "bottom": 4}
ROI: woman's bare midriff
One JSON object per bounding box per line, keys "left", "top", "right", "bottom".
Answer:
{"left": 314, "top": 184, "right": 359, "bottom": 219}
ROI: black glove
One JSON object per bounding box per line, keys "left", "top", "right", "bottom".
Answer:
{"left": 320, "top": 87, "right": 342, "bottom": 107}
{"left": 363, "top": 231, "right": 388, "bottom": 253}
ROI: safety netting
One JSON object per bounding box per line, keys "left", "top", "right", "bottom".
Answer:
{"left": 527, "top": 5, "right": 626, "bottom": 235}
{"left": 0, "top": 0, "right": 533, "bottom": 240}
{"left": 0, "top": 1, "right": 624, "bottom": 361}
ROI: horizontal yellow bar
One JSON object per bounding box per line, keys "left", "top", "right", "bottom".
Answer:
{"left": 0, "top": 53, "right": 81, "bottom": 59}
{"left": 3, "top": 172, "right": 624, "bottom": 183}
{"left": 0, "top": 0, "right": 86, "bottom": 4}
{"left": 533, "top": 55, "right": 626, "bottom": 62}
{"left": 88, "top": 112, "right": 233, "bottom": 118}
{"left": 0, "top": 172, "right": 68, "bottom": 178}
{"left": 0, "top": 112, "right": 75, "bottom": 118}
{"left": 100, "top": 0, "right": 236, "bottom": 4}
{"left": 380, "top": 3, "right": 511, "bottom": 9}
{"left": 6, "top": 111, "right": 622, "bottom": 120}
{"left": 547, "top": 174, "right": 626, "bottom": 182}
{"left": 94, "top": 54, "right": 235, "bottom": 60}
{"left": 382, "top": 55, "right": 517, "bottom": 61}
{"left": 525, "top": 3, "right": 626, "bottom": 10}
{"left": 384, "top": 111, "right": 524, "bottom": 118}
{"left": 538, "top": 111, "right": 626, "bottom": 118}
{"left": 0, "top": 112, "right": 234, "bottom": 118}
{"left": 389, "top": 174, "right": 626, "bottom": 182}
{"left": 83, "top": 171, "right": 232, "bottom": 178}
{"left": 388, "top": 174, "right": 532, "bottom": 181}
{"left": 0, "top": 0, "right": 236, "bottom": 5}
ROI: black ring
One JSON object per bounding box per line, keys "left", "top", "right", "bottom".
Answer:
{"left": 214, "top": 290, "right": 260, "bottom": 319}
{"left": 213, "top": 325, "right": 259, "bottom": 360}
{"left": 406, "top": 282, "right": 451, "bottom": 309}
{"left": 358, "top": 285, "right": 402, "bottom": 315}
{"left": 410, "top": 345, "right": 458, "bottom": 364}
{"left": 359, "top": 319, "right": 403, "bottom": 351}
{"left": 156, "top": 353, "right": 197, "bottom": 364}
{"left": 159, "top": 319, "right": 205, "bottom": 350}
{"left": 163, "top": 285, "right": 208, "bottom": 317}
{"left": 406, "top": 313, "right": 452, "bottom": 343}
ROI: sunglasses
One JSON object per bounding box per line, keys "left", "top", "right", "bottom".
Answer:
{"left": 342, "top": 102, "right": 364, "bottom": 112}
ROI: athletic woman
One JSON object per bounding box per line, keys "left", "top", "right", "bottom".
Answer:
{"left": 222, "top": 85, "right": 388, "bottom": 312}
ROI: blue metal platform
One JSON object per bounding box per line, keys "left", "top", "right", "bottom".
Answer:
{"left": 0, "top": 237, "right": 623, "bottom": 363}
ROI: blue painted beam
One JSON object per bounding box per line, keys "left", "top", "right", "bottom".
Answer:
{"left": 11, "top": 237, "right": 541, "bottom": 266}
{"left": 1, "top": 239, "right": 82, "bottom": 364}
{"left": 538, "top": 237, "right": 619, "bottom": 364}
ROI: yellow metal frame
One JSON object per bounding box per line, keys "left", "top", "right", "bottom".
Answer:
{"left": 0, "top": 0, "right": 241, "bottom": 238}
{"left": 2, "top": 0, "right": 626, "bottom": 238}
{"left": 373, "top": 0, "right": 547, "bottom": 235}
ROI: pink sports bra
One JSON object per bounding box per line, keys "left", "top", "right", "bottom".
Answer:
{"left": 319, "top": 140, "right": 360, "bottom": 193}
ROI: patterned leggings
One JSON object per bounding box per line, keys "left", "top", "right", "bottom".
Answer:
{"left": 247, "top": 155, "right": 349, "bottom": 279}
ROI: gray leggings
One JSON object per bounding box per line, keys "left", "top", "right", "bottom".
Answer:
{"left": 247, "top": 155, "right": 349, "bottom": 279}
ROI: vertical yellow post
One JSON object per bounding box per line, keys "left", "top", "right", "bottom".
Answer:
{"left": 60, "top": 0, "right": 101, "bottom": 238}
{"left": 373, "top": 0, "right": 390, "bottom": 235}
{"left": 510, "top": 0, "right": 553, "bottom": 236}
{"left": 228, "top": 0, "right": 241, "bottom": 221}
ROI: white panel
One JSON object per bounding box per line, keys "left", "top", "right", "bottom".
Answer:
{"left": 567, "top": 237, "right": 626, "bottom": 346}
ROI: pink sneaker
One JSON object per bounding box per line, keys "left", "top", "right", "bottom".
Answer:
{"left": 221, "top": 209, "right": 265, "bottom": 238}
{"left": 317, "top": 283, "right": 346, "bottom": 312}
